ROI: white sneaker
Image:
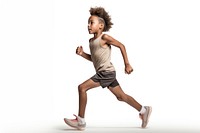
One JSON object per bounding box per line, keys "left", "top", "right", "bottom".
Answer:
{"left": 64, "top": 114, "right": 86, "bottom": 130}
{"left": 139, "top": 106, "right": 152, "bottom": 128}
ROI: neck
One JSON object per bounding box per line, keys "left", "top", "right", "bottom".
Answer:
{"left": 93, "top": 31, "right": 103, "bottom": 39}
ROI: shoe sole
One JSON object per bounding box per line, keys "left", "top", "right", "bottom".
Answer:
{"left": 64, "top": 118, "right": 85, "bottom": 130}
{"left": 142, "top": 106, "right": 152, "bottom": 128}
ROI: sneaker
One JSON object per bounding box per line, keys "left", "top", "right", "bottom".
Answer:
{"left": 64, "top": 114, "right": 86, "bottom": 130}
{"left": 139, "top": 106, "right": 152, "bottom": 128}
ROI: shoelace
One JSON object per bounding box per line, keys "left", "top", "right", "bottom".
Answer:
{"left": 73, "top": 114, "right": 85, "bottom": 125}
{"left": 68, "top": 114, "right": 78, "bottom": 122}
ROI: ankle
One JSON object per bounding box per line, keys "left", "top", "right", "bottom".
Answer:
{"left": 78, "top": 116, "right": 85, "bottom": 124}
{"left": 139, "top": 106, "right": 146, "bottom": 115}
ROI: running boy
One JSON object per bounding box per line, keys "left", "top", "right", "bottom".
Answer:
{"left": 64, "top": 7, "right": 152, "bottom": 130}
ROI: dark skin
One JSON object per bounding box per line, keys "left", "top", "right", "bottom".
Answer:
{"left": 77, "top": 16, "right": 133, "bottom": 74}
{"left": 76, "top": 15, "right": 142, "bottom": 118}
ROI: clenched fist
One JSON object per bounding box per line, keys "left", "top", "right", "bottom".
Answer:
{"left": 125, "top": 64, "right": 133, "bottom": 74}
{"left": 76, "top": 46, "right": 83, "bottom": 56}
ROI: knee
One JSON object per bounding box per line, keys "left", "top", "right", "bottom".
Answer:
{"left": 78, "top": 84, "right": 86, "bottom": 93}
{"left": 117, "top": 94, "right": 128, "bottom": 102}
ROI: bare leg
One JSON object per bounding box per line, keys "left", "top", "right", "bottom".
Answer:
{"left": 108, "top": 85, "right": 142, "bottom": 111}
{"left": 78, "top": 79, "right": 100, "bottom": 118}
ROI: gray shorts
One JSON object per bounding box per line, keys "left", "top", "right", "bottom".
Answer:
{"left": 91, "top": 71, "right": 119, "bottom": 88}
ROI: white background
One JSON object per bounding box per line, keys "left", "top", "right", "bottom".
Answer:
{"left": 0, "top": 0, "right": 200, "bottom": 132}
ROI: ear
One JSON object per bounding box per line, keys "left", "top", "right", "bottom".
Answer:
{"left": 99, "top": 23, "right": 104, "bottom": 30}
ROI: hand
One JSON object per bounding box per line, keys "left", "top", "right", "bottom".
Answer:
{"left": 125, "top": 64, "right": 133, "bottom": 74}
{"left": 76, "top": 46, "right": 83, "bottom": 56}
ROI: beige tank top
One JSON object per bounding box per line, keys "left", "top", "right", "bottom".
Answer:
{"left": 89, "top": 34, "right": 115, "bottom": 72}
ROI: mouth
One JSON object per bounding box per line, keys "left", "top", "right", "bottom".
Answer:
{"left": 88, "top": 29, "right": 92, "bottom": 33}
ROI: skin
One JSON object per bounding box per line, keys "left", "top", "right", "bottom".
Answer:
{"left": 76, "top": 15, "right": 142, "bottom": 118}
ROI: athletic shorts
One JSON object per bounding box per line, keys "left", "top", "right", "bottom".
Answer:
{"left": 90, "top": 71, "right": 119, "bottom": 88}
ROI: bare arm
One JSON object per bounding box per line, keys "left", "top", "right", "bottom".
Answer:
{"left": 102, "top": 34, "right": 133, "bottom": 74}
{"left": 76, "top": 46, "right": 92, "bottom": 62}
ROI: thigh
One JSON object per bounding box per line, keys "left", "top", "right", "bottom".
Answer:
{"left": 79, "top": 78, "right": 101, "bottom": 91}
{"left": 108, "top": 85, "right": 126, "bottom": 97}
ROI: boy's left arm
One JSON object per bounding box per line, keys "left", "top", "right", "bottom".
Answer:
{"left": 102, "top": 34, "right": 133, "bottom": 74}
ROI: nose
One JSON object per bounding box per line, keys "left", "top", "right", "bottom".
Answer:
{"left": 88, "top": 23, "right": 91, "bottom": 28}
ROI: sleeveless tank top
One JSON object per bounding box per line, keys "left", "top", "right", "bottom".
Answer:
{"left": 89, "top": 34, "right": 115, "bottom": 72}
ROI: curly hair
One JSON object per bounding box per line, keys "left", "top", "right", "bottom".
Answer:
{"left": 89, "top": 7, "right": 113, "bottom": 32}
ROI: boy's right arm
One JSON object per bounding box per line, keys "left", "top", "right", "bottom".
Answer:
{"left": 76, "top": 46, "right": 92, "bottom": 62}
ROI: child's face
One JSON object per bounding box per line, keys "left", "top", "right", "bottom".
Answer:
{"left": 88, "top": 15, "right": 103, "bottom": 34}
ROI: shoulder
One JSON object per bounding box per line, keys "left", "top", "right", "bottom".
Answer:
{"left": 101, "top": 34, "right": 112, "bottom": 41}
{"left": 101, "top": 34, "right": 115, "bottom": 44}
